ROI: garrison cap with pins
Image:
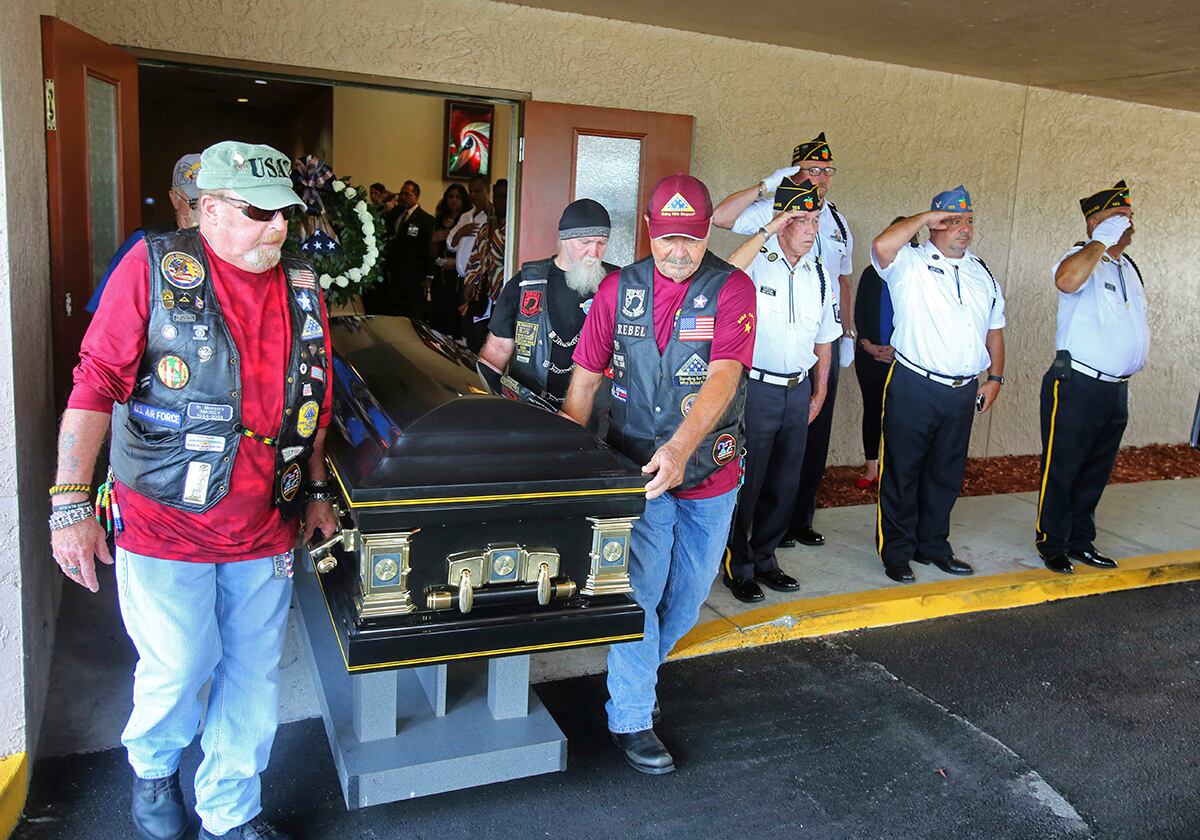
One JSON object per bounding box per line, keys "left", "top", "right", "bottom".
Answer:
{"left": 1079, "top": 179, "right": 1132, "bottom": 218}
{"left": 931, "top": 185, "right": 973, "bottom": 212}
{"left": 792, "top": 132, "right": 833, "bottom": 164}
{"left": 196, "top": 140, "right": 305, "bottom": 211}
{"left": 774, "top": 179, "right": 824, "bottom": 213}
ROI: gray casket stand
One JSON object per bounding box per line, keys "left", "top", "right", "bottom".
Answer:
{"left": 293, "top": 550, "right": 567, "bottom": 810}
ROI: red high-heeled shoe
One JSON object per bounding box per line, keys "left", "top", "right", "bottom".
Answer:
{"left": 854, "top": 476, "right": 877, "bottom": 490}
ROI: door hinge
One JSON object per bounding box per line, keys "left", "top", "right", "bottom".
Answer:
{"left": 44, "top": 79, "right": 57, "bottom": 131}
{"left": 518, "top": 137, "right": 524, "bottom": 163}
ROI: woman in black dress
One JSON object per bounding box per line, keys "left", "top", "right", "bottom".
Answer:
{"left": 429, "top": 183, "right": 472, "bottom": 338}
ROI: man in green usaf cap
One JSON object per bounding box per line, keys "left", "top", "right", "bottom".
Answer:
{"left": 51, "top": 140, "right": 337, "bottom": 840}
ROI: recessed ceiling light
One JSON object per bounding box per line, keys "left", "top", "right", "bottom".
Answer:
{"left": 254, "top": 79, "right": 268, "bottom": 85}
{"left": 236, "top": 97, "right": 249, "bottom": 103}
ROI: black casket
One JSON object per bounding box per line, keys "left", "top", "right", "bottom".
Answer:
{"left": 309, "top": 316, "right": 646, "bottom": 670}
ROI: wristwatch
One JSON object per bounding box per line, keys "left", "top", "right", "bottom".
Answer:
{"left": 987, "top": 374, "right": 1005, "bottom": 385}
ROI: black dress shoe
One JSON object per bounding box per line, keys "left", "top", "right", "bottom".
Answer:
{"left": 1041, "top": 553, "right": 1074, "bottom": 574}
{"left": 199, "top": 815, "right": 291, "bottom": 839}
{"left": 778, "top": 536, "right": 797, "bottom": 548}
{"left": 611, "top": 729, "right": 675, "bottom": 775}
{"left": 652, "top": 701, "right": 661, "bottom": 726}
{"left": 884, "top": 561, "right": 915, "bottom": 583}
{"left": 913, "top": 553, "right": 974, "bottom": 576}
{"left": 1068, "top": 548, "right": 1118, "bottom": 569}
{"left": 131, "top": 771, "right": 187, "bottom": 840}
{"left": 788, "top": 526, "right": 825, "bottom": 546}
{"left": 756, "top": 568, "right": 800, "bottom": 592}
{"left": 723, "top": 574, "right": 765, "bottom": 603}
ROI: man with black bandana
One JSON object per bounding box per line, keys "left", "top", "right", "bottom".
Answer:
{"left": 481, "top": 199, "right": 617, "bottom": 415}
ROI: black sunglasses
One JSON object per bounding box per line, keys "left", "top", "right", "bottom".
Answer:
{"left": 217, "top": 196, "right": 299, "bottom": 223}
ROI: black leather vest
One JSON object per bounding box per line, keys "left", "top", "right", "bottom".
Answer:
{"left": 508, "top": 257, "right": 617, "bottom": 405}
{"left": 606, "top": 254, "right": 747, "bottom": 490}
{"left": 109, "top": 229, "right": 328, "bottom": 519}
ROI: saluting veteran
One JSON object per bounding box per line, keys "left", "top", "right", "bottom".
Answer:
{"left": 721, "top": 180, "right": 840, "bottom": 603}
{"left": 50, "top": 140, "right": 336, "bottom": 840}
{"left": 1035, "top": 181, "right": 1147, "bottom": 573}
{"left": 564, "top": 174, "right": 756, "bottom": 776}
{"left": 713, "top": 132, "right": 855, "bottom": 549}
{"left": 871, "top": 186, "right": 1006, "bottom": 584}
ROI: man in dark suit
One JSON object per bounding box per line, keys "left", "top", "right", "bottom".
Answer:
{"left": 370, "top": 179, "right": 434, "bottom": 318}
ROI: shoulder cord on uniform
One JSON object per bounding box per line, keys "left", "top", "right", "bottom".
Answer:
{"left": 826, "top": 201, "right": 848, "bottom": 243}
{"left": 972, "top": 255, "right": 999, "bottom": 308}
{"left": 1123, "top": 253, "right": 1145, "bottom": 286}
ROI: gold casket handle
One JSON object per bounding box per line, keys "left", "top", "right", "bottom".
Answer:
{"left": 536, "top": 563, "right": 552, "bottom": 606}
{"left": 458, "top": 569, "right": 474, "bottom": 614}
{"left": 307, "top": 504, "right": 359, "bottom": 574}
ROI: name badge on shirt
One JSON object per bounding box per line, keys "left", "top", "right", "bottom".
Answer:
{"left": 759, "top": 285, "right": 776, "bottom": 296}
{"left": 1104, "top": 282, "right": 1117, "bottom": 292}
{"left": 927, "top": 265, "right": 945, "bottom": 275}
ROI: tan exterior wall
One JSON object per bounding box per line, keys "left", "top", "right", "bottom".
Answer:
{"left": 54, "top": 0, "right": 1200, "bottom": 466}
{"left": 0, "top": 0, "right": 60, "bottom": 758}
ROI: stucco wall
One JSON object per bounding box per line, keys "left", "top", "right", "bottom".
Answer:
{"left": 0, "top": 0, "right": 59, "bottom": 758}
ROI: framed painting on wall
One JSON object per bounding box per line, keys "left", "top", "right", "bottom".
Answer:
{"left": 443, "top": 100, "right": 493, "bottom": 180}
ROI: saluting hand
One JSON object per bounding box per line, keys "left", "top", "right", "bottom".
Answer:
{"left": 51, "top": 515, "right": 113, "bottom": 593}
{"left": 642, "top": 440, "right": 688, "bottom": 500}
{"left": 924, "top": 210, "right": 963, "bottom": 231}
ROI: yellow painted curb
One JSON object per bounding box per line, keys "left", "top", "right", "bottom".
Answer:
{"left": 0, "top": 752, "right": 28, "bottom": 840}
{"left": 670, "top": 549, "right": 1200, "bottom": 660}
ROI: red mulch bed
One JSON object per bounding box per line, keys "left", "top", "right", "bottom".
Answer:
{"left": 817, "top": 443, "right": 1200, "bottom": 509}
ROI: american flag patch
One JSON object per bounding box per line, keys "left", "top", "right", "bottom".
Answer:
{"left": 678, "top": 316, "right": 715, "bottom": 341}
{"left": 288, "top": 267, "right": 317, "bottom": 289}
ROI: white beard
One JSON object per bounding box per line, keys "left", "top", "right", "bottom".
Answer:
{"left": 564, "top": 256, "right": 605, "bottom": 295}
{"left": 243, "top": 243, "right": 283, "bottom": 271}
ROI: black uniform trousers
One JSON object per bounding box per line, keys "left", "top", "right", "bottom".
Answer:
{"left": 854, "top": 347, "right": 890, "bottom": 461}
{"left": 1035, "top": 367, "right": 1128, "bottom": 555}
{"left": 790, "top": 337, "right": 840, "bottom": 529}
{"left": 728, "top": 376, "right": 812, "bottom": 580}
{"left": 876, "top": 362, "right": 977, "bottom": 569}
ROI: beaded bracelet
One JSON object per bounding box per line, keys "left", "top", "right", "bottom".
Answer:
{"left": 49, "top": 483, "right": 91, "bottom": 496}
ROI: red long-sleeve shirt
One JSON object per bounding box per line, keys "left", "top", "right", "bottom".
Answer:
{"left": 69, "top": 236, "right": 333, "bottom": 562}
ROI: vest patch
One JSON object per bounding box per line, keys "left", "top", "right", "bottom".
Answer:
{"left": 692, "top": 294, "right": 708, "bottom": 309}
{"left": 182, "top": 461, "right": 212, "bottom": 506}
{"left": 192, "top": 325, "right": 210, "bottom": 341}
{"left": 611, "top": 383, "right": 629, "bottom": 402}
{"left": 296, "top": 400, "right": 320, "bottom": 438}
{"left": 131, "top": 401, "right": 182, "bottom": 429}
{"left": 615, "top": 323, "right": 647, "bottom": 338}
{"left": 160, "top": 251, "right": 205, "bottom": 290}
{"left": 184, "top": 433, "right": 226, "bottom": 453}
{"left": 300, "top": 315, "right": 324, "bottom": 340}
{"left": 713, "top": 433, "right": 737, "bottom": 466}
{"left": 187, "top": 402, "right": 234, "bottom": 422}
{"left": 612, "top": 352, "right": 626, "bottom": 370}
{"left": 281, "top": 445, "right": 305, "bottom": 462}
{"left": 310, "top": 365, "right": 325, "bottom": 382}
{"left": 280, "top": 462, "right": 302, "bottom": 501}
{"left": 515, "top": 321, "right": 538, "bottom": 362}
{"left": 680, "top": 393, "right": 698, "bottom": 417}
{"left": 622, "top": 287, "right": 647, "bottom": 318}
{"left": 678, "top": 316, "right": 715, "bottom": 341}
{"left": 520, "top": 290, "right": 543, "bottom": 317}
{"left": 287, "top": 266, "right": 317, "bottom": 289}
{"left": 674, "top": 353, "right": 709, "bottom": 386}
{"left": 580, "top": 298, "right": 593, "bottom": 315}
{"left": 156, "top": 355, "right": 190, "bottom": 390}
{"left": 198, "top": 346, "right": 214, "bottom": 363}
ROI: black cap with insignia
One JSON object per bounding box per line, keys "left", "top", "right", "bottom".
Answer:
{"left": 1079, "top": 179, "right": 1132, "bottom": 218}
{"left": 774, "top": 179, "right": 823, "bottom": 213}
{"left": 791, "top": 132, "right": 833, "bottom": 164}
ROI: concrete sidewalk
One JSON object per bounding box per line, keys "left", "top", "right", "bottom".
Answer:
{"left": 35, "top": 478, "right": 1200, "bottom": 758}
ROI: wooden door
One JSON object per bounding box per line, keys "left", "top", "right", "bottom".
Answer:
{"left": 42, "top": 16, "right": 140, "bottom": 408}
{"left": 518, "top": 102, "right": 694, "bottom": 267}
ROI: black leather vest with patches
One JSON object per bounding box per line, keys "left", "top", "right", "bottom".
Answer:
{"left": 606, "top": 254, "right": 747, "bottom": 490}
{"left": 109, "top": 229, "right": 328, "bottom": 519}
{"left": 508, "top": 257, "right": 617, "bottom": 404}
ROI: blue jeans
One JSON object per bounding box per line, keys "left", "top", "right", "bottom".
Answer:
{"left": 116, "top": 548, "right": 293, "bottom": 834}
{"left": 606, "top": 487, "right": 738, "bottom": 733}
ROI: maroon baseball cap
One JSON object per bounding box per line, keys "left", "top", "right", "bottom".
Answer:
{"left": 646, "top": 174, "right": 713, "bottom": 240}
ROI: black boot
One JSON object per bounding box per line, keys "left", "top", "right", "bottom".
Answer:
{"left": 611, "top": 729, "right": 675, "bottom": 775}
{"left": 199, "top": 815, "right": 291, "bottom": 839}
{"left": 131, "top": 771, "right": 187, "bottom": 840}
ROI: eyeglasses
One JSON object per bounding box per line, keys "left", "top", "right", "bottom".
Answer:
{"left": 798, "top": 166, "right": 837, "bottom": 177}
{"left": 216, "top": 196, "right": 298, "bottom": 223}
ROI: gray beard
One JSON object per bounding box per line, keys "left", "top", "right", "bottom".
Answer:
{"left": 243, "top": 244, "right": 283, "bottom": 271}
{"left": 564, "top": 257, "right": 605, "bottom": 295}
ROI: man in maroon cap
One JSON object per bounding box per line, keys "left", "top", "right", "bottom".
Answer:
{"left": 564, "top": 174, "right": 757, "bottom": 774}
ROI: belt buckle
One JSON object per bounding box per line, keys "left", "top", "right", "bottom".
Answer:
{"left": 787, "top": 374, "right": 800, "bottom": 388}
{"left": 951, "top": 377, "right": 964, "bottom": 387}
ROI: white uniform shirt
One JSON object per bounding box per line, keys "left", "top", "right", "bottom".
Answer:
{"left": 747, "top": 239, "right": 841, "bottom": 374}
{"left": 872, "top": 240, "right": 1006, "bottom": 377}
{"left": 734, "top": 197, "right": 853, "bottom": 289}
{"left": 1051, "top": 246, "right": 1149, "bottom": 378}
{"left": 446, "top": 209, "right": 487, "bottom": 279}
